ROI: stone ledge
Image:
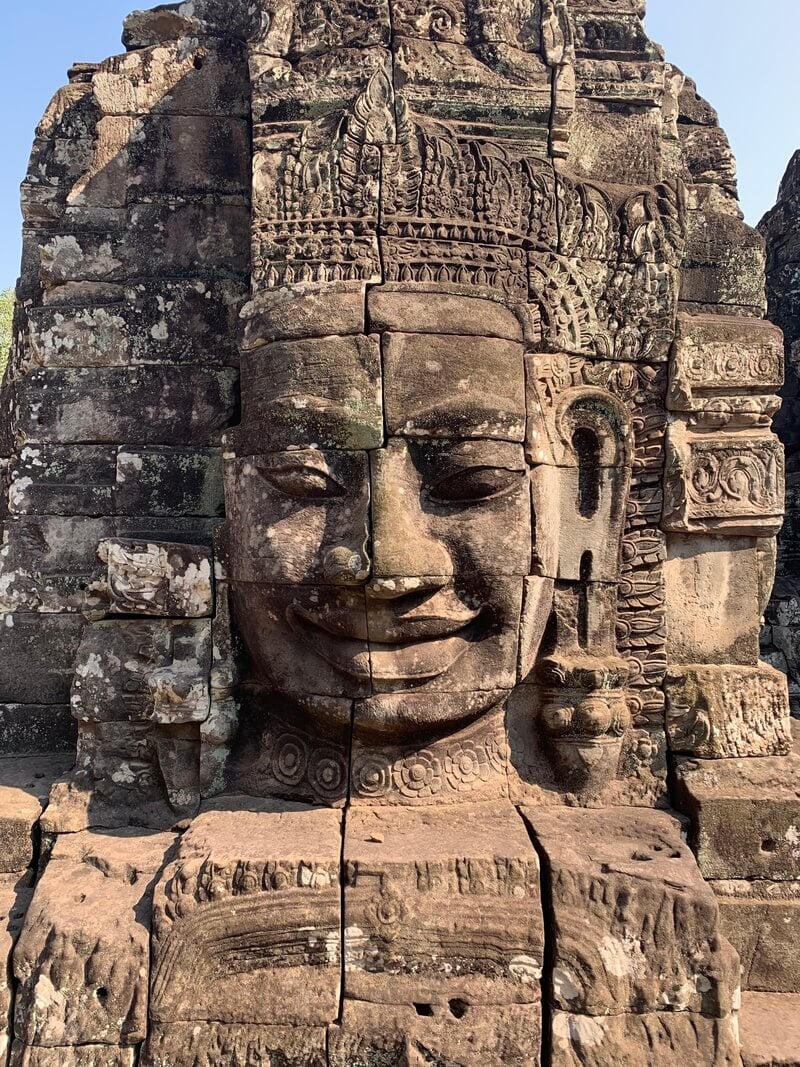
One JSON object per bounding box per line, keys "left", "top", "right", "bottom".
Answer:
{"left": 674, "top": 746, "right": 800, "bottom": 880}
{"left": 715, "top": 880, "right": 800, "bottom": 993}
{"left": 0, "top": 755, "right": 73, "bottom": 874}
{"left": 740, "top": 992, "right": 800, "bottom": 1067}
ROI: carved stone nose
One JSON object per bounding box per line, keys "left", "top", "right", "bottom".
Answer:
{"left": 323, "top": 547, "right": 370, "bottom": 585}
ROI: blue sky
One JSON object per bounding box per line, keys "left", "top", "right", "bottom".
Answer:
{"left": 0, "top": 0, "right": 798, "bottom": 287}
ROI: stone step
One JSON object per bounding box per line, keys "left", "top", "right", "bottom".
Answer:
{"left": 0, "top": 753, "right": 73, "bottom": 873}
{"left": 674, "top": 732, "right": 800, "bottom": 882}
{"left": 714, "top": 880, "right": 800, "bottom": 993}
{"left": 740, "top": 992, "right": 800, "bottom": 1066}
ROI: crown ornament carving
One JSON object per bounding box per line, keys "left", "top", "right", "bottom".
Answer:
{"left": 250, "top": 65, "right": 687, "bottom": 361}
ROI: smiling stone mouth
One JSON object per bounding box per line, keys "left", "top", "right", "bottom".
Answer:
{"left": 286, "top": 606, "right": 486, "bottom": 682}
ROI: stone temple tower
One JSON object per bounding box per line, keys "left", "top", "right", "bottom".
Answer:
{"left": 0, "top": 1, "right": 797, "bottom": 1064}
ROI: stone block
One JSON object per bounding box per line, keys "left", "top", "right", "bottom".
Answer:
{"left": 114, "top": 449, "right": 224, "bottom": 518}
{"left": 15, "top": 368, "right": 238, "bottom": 446}
{"left": 565, "top": 101, "right": 664, "bottom": 186}
{"left": 664, "top": 535, "right": 763, "bottom": 666}
{"left": 9, "top": 1045, "right": 136, "bottom": 1067}
{"left": 675, "top": 749, "right": 800, "bottom": 880}
{"left": 122, "top": 6, "right": 202, "bottom": 48}
{"left": 149, "top": 800, "right": 342, "bottom": 1027}
{"left": 241, "top": 284, "right": 367, "bottom": 348}
{"left": 668, "top": 313, "right": 784, "bottom": 420}
{"left": 224, "top": 452, "right": 371, "bottom": 585}
{"left": 71, "top": 618, "right": 211, "bottom": 724}
{"left": 3, "top": 1, "right": 795, "bottom": 1060}
{"left": 43, "top": 719, "right": 200, "bottom": 834}
{"left": 679, "top": 126, "right": 738, "bottom": 194}
{"left": 369, "top": 439, "right": 532, "bottom": 577}
{"left": 141, "top": 1022, "right": 328, "bottom": 1067}
{"left": 382, "top": 331, "right": 526, "bottom": 441}
{"left": 31, "top": 206, "right": 248, "bottom": 292}
{"left": 63, "top": 111, "right": 147, "bottom": 215}
{"left": 740, "top": 992, "right": 800, "bottom": 1067}
{"left": 329, "top": 999, "right": 541, "bottom": 1066}
{"left": 0, "top": 616, "right": 85, "bottom": 704}
{"left": 34, "top": 232, "right": 127, "bottom": 289}
{"left": 715, "top": 880, "right": 800, "bottom": 993}
{"left": 24, "top": 280, "right": 244, "bottom": 370}
{"left": 34, "top": 282, "right": 125, "bottom": 309}
{"left": 228, "top": 582, "right": 370, "bottom": 700}
{"left": 91, "top": 38, "right": 249, "bottom": 117}
{"left": 350, "top": 704, "right": 513, "bottom": 806}
{"left": 238, "top": 335, "right": 384, "bottom": 451}
{"left": 522, "top": 806, "right": 740, "bottom": 1017}
{"left": 681, "top": 209, "right": 767, "bottom": 311}
{"left": 391, "top": 38, "right": 553, "bottom": 151}
{"left": 507, "top": 679, "right": 666, "bottom": 811}
{"left": 571, "top": 8, "right": 653, "bottom": 59}
{"left": 554, "top": 467, "right": 630, "bottom": 582}
{"left": 8, "top": 446, "right": 117, "bottom": 516}
{"left": 366, "top": 287, "right": 524, "bottom": 340}
{"left": 551, "top": 1009, "right": 742, "bottom": 1067}
{"left": 530, "top": 464, "right": 560, "bottom": 577}
{"left": 0, "top": 705, "right": 76, "bottom": 754}
{"left": 126, "top": 201, "right": 250, "bottom": 277}
{"left": 221, "top": 699, "right": 351, "bottom": 807}
{"left": 0, "top": 875, "right": 34, "bottom": 1047}
{"left": 125, "top": 279, "right": 245, "bottom": 366}
{"left": 358, "top": 574, "right": 525, "bottom": 694}
{"left": 663, "top": 425, "right": 784, "bottom": 536}
{"left": 0, "top": 755, "right": 73, "bottom": 873}
{"left": 114, "top": 515, "right": 221, "bottom": 552}
{"left": 0, "top": 517, "right": 112, "bottom": 614}
{"left": 102, "top": 539, "right": 214, "bottom": 617}
{"left": 343, "top": 804, "right": 544, "bottom": 1009}
{"left": 13, "top": 829, "right": 174, "bottom": 1047}
{"left": 251, "top": 47, "right": 392, "bottom": 128}
{"left": 25, "top": 306, "right": 131, "bottom": 369}
{"left": 124, "top": 114, "right": 251, "bottom": 197}
{"left": 666, "top": 663, "right": 793, "bottom": 758}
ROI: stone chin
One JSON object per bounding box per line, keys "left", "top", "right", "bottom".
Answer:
{"left": 352, "top": 689, "right": 512, "bottom": 740}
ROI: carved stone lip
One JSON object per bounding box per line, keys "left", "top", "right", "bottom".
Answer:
{"left": 290, "top": 599, "right": 481, "bottom": 643}
{"left": 287, "top": 606, "right": 483, "bottom": 682}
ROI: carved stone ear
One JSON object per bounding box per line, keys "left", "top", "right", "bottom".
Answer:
{"left": 553, "top": 387, "right": 634, "bottom": 583}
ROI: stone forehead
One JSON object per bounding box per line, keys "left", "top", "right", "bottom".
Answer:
{"left": 235, "top": 317, "right": 529, "bottom": 449}
{"left": 241, "top": 287, "right": 526, "bottom": 346}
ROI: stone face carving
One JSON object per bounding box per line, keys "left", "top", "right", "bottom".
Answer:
{"left": 0, "top": 0, "right": 797, "bottom": 1063}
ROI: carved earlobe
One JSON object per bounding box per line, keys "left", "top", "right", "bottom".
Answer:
{"left": 552, "top": 386, "right": 633, "bottom": 583}
{"left": 536, "top": 387, "right": 634, "bottom": 796}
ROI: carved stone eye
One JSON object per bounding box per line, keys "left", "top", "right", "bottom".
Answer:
{"left": 258, "top": 465, "right": 345, "bottom": 500}
{"left": 428, "top": 465, "right": 525, "bottom": 504}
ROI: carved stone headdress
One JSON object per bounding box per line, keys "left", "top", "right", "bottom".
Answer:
{"left": 249, "top": 66, "right": 687, "bottom": 363}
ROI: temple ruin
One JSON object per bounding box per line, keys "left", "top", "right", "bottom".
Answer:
{"left": 0, "top": 1, "right": 798, "bottom": 1064}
